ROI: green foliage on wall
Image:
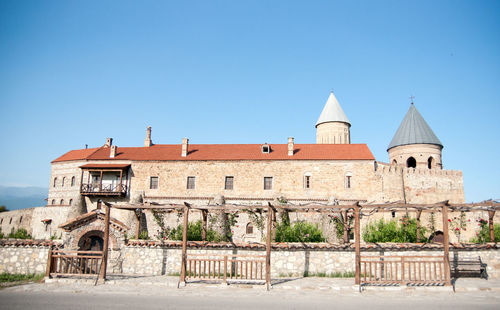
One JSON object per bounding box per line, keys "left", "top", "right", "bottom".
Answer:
{"left": 363, "top": 216, "right": 426, "bottom": 243}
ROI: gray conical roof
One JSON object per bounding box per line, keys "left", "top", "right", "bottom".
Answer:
{"left": 316, "top": 91, "right": 350, "bottom": 127}
{"left": 388, "top": 104, "right": 443, "bottom": 150}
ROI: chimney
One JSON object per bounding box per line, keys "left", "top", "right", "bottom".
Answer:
{"left": 144, "top": 126, "right": 153, "bottom": 147}
{"left": 105, "top": 138, "right": 113, "bottom": 147}
{"left": 288, "top": 137, "right": 294, "bottom": 156}
{"left": 110, "top": 145, "right": 117, "bottom": 158}
{"left": 181, "top": 138, "right": 189, "bottom": 157}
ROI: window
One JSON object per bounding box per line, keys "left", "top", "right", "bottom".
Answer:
{"left": 264, "top": 177, "right": 273, "bottom": 190}
{"left": 304, "top": 175, "right": 311, "bottom": 189}
{"left": 62, "top": 177, "right": 66, "bottom": 187}
{"left": 19, "top": 216, "right": 23, "bottom": 223}
{"left": 224, "top": 176, "right": 234, "bottom": 190}
{"left": 9, "top": 218, "right": 12, "bottom": 224}
{"left": 150, "top": 176, "right": 159, "bottom": 189}
{"left": 69, "top": 199, "right": 73, "bottom": 206}
{"left": 246, "top": 223, "right": 254, "bottom": 234}
{"left": 0, "top": 218, "right": 3, "bottom": 224}
{"left": 51, "top": 199, "right": 55, "bottom": 205}
{"left": 345, "top": 173, "right": 352, "bottom": 189}
{"left": 60, "top": 199, "right": 64, "bottom": 205}
{"left": 406, "top": 157, "right": 416, "bottom": 168}
{"left": 428, "top": 157, "right": 434, "bottom": 169}
{"left": 261, "top": 144, "right": 270, "bottom": 153}
{"left": 187, "top": 176, "right": 195, "bottom": 189}
{"left": 53, "top": 177, "right": 57, "bottom": 187}
{"left": 71, "top": 176, "right": 75, "bottom": 187}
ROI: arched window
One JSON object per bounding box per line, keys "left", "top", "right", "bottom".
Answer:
{"left": 69, "top": 199, "right": 73, "bottom": 206}
{"left": 19, "top": 216, "right": 23, "bottom": 223}
{"left": 246, "top": 223, "right": 254, "bottom": 234}
{"left": 53, "top": 177, "right": 57, "bottom": 187}
{"left": 51, "top": 199, "right": 56, "bottom": 205}
{"left": 71, "top": 176, "right": 75, "bottom": 187}
{"left": 60, "top": 199, "right": 64, "bottom": 205}
{"left": 428, "top": 157, "right": 434, "bottom": 169}
{"left": 62, "top": 177, "right": 66, "bottom": 187}
{"left": 392, "top": 159, "right": 397, "bottom": 166}
{"left": 406, "top": 157, "right": 416, "bottom": 168}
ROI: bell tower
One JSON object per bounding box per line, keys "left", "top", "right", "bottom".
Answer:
{"left": 316, "top": 91, "right": 351, "bottom": 144}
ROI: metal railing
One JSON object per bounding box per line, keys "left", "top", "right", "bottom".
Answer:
{"left": 360, "top": 255, "right": 446, "bottom": 285}
{"left": 185, "top": 253, "right": 267, "bottom": 283}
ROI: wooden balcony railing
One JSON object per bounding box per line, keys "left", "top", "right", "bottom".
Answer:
{"left": 80, "top": 183, "right": 127, "bottom": 196}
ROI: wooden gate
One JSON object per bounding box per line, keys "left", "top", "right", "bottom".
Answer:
{"left": 360, "top": 255, "right": 446, "bottom": 285}
{"left": 46, "top": 249, "right": 104, "bottom": 277}
{"left": 185, "top": 253, "right": 267, "bottom": 283}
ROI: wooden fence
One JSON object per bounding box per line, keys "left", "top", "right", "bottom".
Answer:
{"left": 185, "top": 253, "right": 267, "bottom": 283}
{"left": 46, "top": 250, "right": 104, "bottom": 277}
{"left": 360, "top": 255, "right": 446, "bottom": 285}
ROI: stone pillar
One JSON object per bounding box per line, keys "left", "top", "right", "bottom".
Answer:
{"left": 213, "top": 195, "right": 229, "bottom": 241}
{"left": 144, "top": 126, "right": 153, "bottom": 147}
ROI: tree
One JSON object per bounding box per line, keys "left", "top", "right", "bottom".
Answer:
{"left": 0, "top": 205, "right": 8, "bottom": 212}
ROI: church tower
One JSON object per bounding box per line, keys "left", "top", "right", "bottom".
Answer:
{"left": 316, "top": 91, "right": 351, "bottom": 144}
{"left": 388, "top": 103, "right": 443, "bottom": 169}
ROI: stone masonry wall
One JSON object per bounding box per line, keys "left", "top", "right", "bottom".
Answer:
{"left": 0, "top": 243, "right": 50, "bottom": 274}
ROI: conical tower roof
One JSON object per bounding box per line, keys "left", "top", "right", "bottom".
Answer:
{"left": 316, "top": 91, "right": 350, "bottom": 127}
{"left": 388, "top": 104, "right": 443, "bottom": 151}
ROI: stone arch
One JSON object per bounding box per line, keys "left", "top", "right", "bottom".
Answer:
{"left": 73, "top": 226, "right": 118, "bottom": 250}
{"left": 246, "top": 222, "right": 254, "bottom": 234}
{"left": 78, "top": 230, "right": 104, "bottom": 251}
{"left": 406, "top": 157, "right": 416, "bottom": 168}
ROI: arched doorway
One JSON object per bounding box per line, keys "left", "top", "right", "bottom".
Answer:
{"left": 428, "top": 156, "right": 434, "bottom": 169}
{"left": 78, "top": 230, "right": 104, "bottom": 251}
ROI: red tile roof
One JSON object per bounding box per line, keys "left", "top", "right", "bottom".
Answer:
{"left": 52, "top": 144, "right": 375, "bottom": 163}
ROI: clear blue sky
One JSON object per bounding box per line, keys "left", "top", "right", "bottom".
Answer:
{"left": 0, "top": 0, "right": 499, "bottom": 202}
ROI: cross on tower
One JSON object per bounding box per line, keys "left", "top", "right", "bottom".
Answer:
{"left": 409, "top": 95, "right": 415, "bottom": 105}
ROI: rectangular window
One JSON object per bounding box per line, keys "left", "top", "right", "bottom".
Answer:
{"left": 224, "top": 176, "right": 234, "bottom": 190}
{"left": 346, "top": 176, "right": 352, "bottom": 189}
{"left": 187, "top": 176, "right": 196, "bottom": 189}
{"left": 304, "top": 175, "right": 311, "bottom": 189}
{"left": 150, "top": 176, "right": 158, "bottom": 189}
{"left": 264, "top": 177, "right": 273, "bottom": 190}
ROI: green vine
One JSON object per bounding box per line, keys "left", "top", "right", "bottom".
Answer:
{"left": 152, "top": 209, "right": 171, "bottom": 240}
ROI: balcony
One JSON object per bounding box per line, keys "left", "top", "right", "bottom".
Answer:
{"left": 80, "top": 183, "right": 128, "bottom": 196}
{"left": 79, "top": 163, "right": 130, "bottom": 197}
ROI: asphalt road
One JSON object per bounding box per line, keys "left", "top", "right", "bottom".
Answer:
{"left": 1, "top": 285, "right": 499, "bottom": 310}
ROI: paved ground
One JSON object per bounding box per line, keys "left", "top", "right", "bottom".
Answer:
{"left": 1, "top": 276, "right": 499, "bottom": 309}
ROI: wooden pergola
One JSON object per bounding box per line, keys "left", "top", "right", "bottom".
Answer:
{"left": 88, "top": 199, "right": 499, "bottom": 287}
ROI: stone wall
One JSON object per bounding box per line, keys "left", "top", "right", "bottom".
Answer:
{"left": 0, "top": 241, "right": 53, "bottom": 274}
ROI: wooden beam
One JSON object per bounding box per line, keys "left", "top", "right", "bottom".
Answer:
{"left": 354, "top": 202, "right": 361, "bottom": 285}
{"left": 45, "top": 245, "right": 53, "bottom": 278}
{"left": 489, "top": 210, "right": 496, "bottom": 242}
{"left": 266, "top": 205, "right": 273, "bottom": 291}
{"left": 442, "top": 203, "right": 451, "bottom": 286}
{"left": 180, "top": 205, "right": 189, "bottom": 284}
{"left": 99, "top": 204, "right": 111, "bottom": 281}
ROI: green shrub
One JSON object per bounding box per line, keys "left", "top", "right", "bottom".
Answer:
{"left": 275, "top": 221, "right": 325, "bottom": 243}
{"left": 363, "top": 216, "right": 426, "bottom": 243}
{"left": 138, "top": 230, "right": 149, "bottom": 240}
{"left": 169, "top": 220, "right": 226, "bottom": 242}
{"left": 470, "top": 223, "right": 500, "bottom": 243}
{"left": 8, "top": 228, "right": 32, "bottom": 240}
{"left": 0, "top": 273, "right": 44, "bottom": 283}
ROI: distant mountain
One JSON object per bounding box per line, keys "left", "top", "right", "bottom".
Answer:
{"left": 0, "top": 186, "right": 48, "bottom": 211}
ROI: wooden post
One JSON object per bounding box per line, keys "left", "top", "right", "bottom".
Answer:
{"left": 45, "top": 245, "right": 53, "bottom": 278}
{"left": 99, "top": 204, "right": 111, "bottom": 281}
{"left": 343, "top": 210, "right": 349, "bottom": 243}
{"left": 488, "top": 210, "right": 496, "bottom": 242}
{"left": 80, "top": 170, "right": 84, "bottom": 192}
{"left": 354, "top": 202, "right": 361, "bottom": 285}
{"left": 416, "top": 209, "right": 422, "bottom": 243}
{"left": 99, "top": 170, "right": 103, "bottom": 192}
{"left": 119, "top": 170, "right": 123, "bottom": 192}
{"left": 201, "top": 210, "right": 207, "bottom": 241}
{"left": 135, "top": 210, "right": 141, "bottom": 239}
{"left": 266, "top": 205, "right": 273, "bottom": 291}
{"left": 271, "top": 210, "right": 277, "bottom": 242}
{"left": 442, "top": 203, "right": 451, "bottom": 286}
{"left": 180, "top": 204, "right": 189, "bottom": 284}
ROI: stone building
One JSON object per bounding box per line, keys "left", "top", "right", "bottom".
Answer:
{"left": 1, "top": 91, "right": 471, "bottom": 247}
